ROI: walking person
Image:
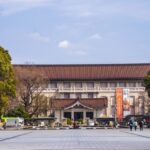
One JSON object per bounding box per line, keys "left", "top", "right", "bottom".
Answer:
{"left": 139, "top": 120, "right": 143, "bottom": 131}
{"left": 3, "top": 121, "right": 6, "bottom": 130}
{"left": 134, "top": 120, "right": 138, "bottom": 131}
{"left": 129, "top": 119, "right": 133, "bottom": 131}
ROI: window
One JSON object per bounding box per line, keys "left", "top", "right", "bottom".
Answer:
{"left": 87, "top": 82, "right": 94, "bottom": 88}
{"left": 139, "top": 98, "right": 144, "bottom": 114}
{"left": 76, "top": 93, "right": 82, "bottom": 98}
{"left": 130, "top": 96, "right": 135, "bottom": 106}
{"left": 110, "top": 82, "right": 116, "bottom": 87}
{"left": 130, "top": 106, "right": 135, "bottom": 115}
{"left": 136, "top": 82, "right": 143, "bottom": 87}
{"left": 63, "top": 82, "right": 70, "bottom": 88}
{"left": 100, "top": 82, "right": 107, "bottom": 87}
{"left": 88, "top": 93, "right": 94, "bottom": 98}
{"left": 110, "top": 96, "right": 115, "bottom": 106}
{"left": 59, "top": 94, "right": 64, "bottom": 99}
{"left": 127, "top": 82, "right": 136, "bottom": 87}
{"left": 86, "top": 112, "right": 93, "bottom": 119}
{"left": 118, "top": 82, "right": 126, "bottom": 87}
{"left": 64, "top": 112, "right": 71, "bottom": 119}
{"left": 64, "top": 93, "right": 70, "bottom": 99}
{"left": 75, "top": 82, "right": 82, "bottom": 88}
{"left": 111, "top": 106, "right": 115, "bottom": 117}
{"left": 50, "top": 82, "right": 57, "bottom": 88}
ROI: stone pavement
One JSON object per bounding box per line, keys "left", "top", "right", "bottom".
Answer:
{"left": 0, "top": 129, "right": 150, "bottom": 150}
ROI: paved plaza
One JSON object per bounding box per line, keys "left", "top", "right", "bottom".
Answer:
{"left": 0, "top": 129, "right": 150, "bottom": 150}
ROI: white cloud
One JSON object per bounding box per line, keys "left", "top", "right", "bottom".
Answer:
{"left": 89, "top": 33, "right": 102, "bottom": 40}
{"left": 29, "top": 32, "right": 50, "bottom": 43}
{"left": 58, "top": 40, "right": 88, "bottom": 56}
{"left": 58, "top": 40, "right": 70, "bottom": 49}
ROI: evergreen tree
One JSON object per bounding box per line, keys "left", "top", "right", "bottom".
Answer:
{"left": 0, "top": 46, "right": 16, "bottom": 115}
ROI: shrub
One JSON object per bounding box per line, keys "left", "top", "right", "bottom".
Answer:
{"left": 67, "top": 118, "right": 72, "bottom": 125}
{"left": 78, "top": 118, "right": 83, "bottom": 124}
{"left": 6, "top": 105, "right": 30, "bottom": 118}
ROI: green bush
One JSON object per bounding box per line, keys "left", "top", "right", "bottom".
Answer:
{"left": 67, "top": 118, "right": 72, "bottom": 125}
{"left": 6, "top": 105, "right": 30, "bottom": 118}
{"left": 78, "top": 118, "right": 83, "bottom": 124}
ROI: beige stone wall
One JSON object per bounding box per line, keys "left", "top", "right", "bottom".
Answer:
{"left": 45, "top": 80, "right": 147, "bottom": 121}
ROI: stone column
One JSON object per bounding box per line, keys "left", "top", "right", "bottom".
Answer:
{"left": 59, "top": 110, "right": 61, "bottom": 123}
{"left": 135, "top": 95, "right": 139, "bottom": 115}
{"left": 94, "top": 110, "right": 97, "bottom": 118}
{"left": 71, "top": 109, "right": 74, "bottom": 121}
{"left": 83, "top": 109, "right": 86, "bottom": 121}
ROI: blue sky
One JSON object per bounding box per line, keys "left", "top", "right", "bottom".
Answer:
{"left": 0, "top": 0, "right": 150, "bottom": 64}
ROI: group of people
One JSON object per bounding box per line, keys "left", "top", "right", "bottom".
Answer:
{"left": 129, "top": 119, "right": 144, "bottom": 131}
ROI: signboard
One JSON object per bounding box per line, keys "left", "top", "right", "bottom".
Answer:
{"left": 116, "top": 88, "right": 123, "bottom": 121}
{"left": 123, "top": 89, "right": 130, "bottom": 117}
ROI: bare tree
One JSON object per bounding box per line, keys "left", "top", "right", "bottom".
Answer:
{"left": 14, "top": 66, "right": 48, "bottom": 117}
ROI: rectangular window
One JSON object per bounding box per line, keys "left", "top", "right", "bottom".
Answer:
{"left": 88, "top": 93, "right": 94, "bottom": 98}
{"left": 87, "top": 82, "right": 94, "bottom": 88}
{"left": 130, "top": 106, "right": 135, "bottom": 115}
{"left": 127, "top": 82, "right": 136, "bottom": 87}
{"left": 110, "top": 82, "right": 116, "bottom": 87}
{"left": 64, "top": 112, "right": 71, "bottom": 119}
{"left": 63, "top": 82, "right": 70, "bottom": 88}
{"left": 50, "top": 82, "right": 57, "bottom": 88}
{"left": 64, "top": 93, "right": 70, "bottom": 99}
{"left": 75, "top": 82, "right": 82, "bottom": 88}
{"left": 86, "top": 112, "right": 93, "bottom": 119}
{"left": 136, "top": 82, "right": 143, "bottom": 87}
{"left": 59, "top": 94, "right": 64, "bottom": 99}
{"left": 118, "top": 82, "right": 126, "bottom": 87}
{"left": 110, "top": 96, "right": 115, "bottom": 106}
{"left": 76, "top": 93, "right": 82, "bottom": 98}
{"left": 111, "top": 106, "right": 115, "bottom": 117}
{"left": 130, "top": 96, "right": 135, "bottom": 106}
{"left": 100, "top": 82, "right": 107, "bottom": 87}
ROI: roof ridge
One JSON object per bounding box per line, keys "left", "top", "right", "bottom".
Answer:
{"left": 13, "top": 63, "right": 150, "bottom": 67}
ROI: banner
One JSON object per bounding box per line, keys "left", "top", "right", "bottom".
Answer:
{"left": 116, "top": 88, "right": 123, "bottom": 121}
{"left": 123, "top": 89, "right": 130, "bottom": 117}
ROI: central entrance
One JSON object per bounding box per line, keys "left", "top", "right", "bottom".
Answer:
{"left": 74, "top": 112, "right": 83, "bottom": 121}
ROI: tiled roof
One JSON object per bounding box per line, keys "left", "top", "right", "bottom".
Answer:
{"left": 52, "top": 98, "right": 107, "bottom": 109}
{"left": 13, "top": 64, "right": 150, "bottom": 80}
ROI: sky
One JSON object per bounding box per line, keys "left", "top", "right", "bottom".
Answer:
{"left": 0, "top": 0, "right": 150, "bottom": 64}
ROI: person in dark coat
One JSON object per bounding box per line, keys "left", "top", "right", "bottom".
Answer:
{"left": 134, "top": 120, "right": 138, "bottom": 131}
{"left": 139, "top": 120, "right": 143, "bottom": 131}
{"left": 129, "top": 119, "right": 133, "bottom": 131}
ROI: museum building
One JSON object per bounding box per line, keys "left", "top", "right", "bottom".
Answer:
{"left": 14, "top": 64, "right": 150, "bottom": 123}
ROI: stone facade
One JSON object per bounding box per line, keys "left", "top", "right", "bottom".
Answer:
{"left": 14, "top": 64, "right": 150, "bottom": 124}
{"left": 43, "top": 80, "right": 147, "bottom": 123}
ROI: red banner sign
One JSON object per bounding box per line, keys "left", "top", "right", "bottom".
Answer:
{"left": 116, "top": 88, "right": 123, "bottom": 121}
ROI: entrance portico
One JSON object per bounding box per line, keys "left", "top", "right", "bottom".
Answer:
{"left": 53, "top": 98, "right": 108, "bottom": 123}
{"left": 64, "top": 100, "right": 94, "bottom": 121}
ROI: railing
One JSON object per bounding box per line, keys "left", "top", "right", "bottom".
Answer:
{"left": 42, "top": 87, "right": 145, "bottom": 93}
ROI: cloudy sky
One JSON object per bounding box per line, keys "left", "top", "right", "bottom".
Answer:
{"left": 0, "top": 0, "right": 150, "bottom": 64}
